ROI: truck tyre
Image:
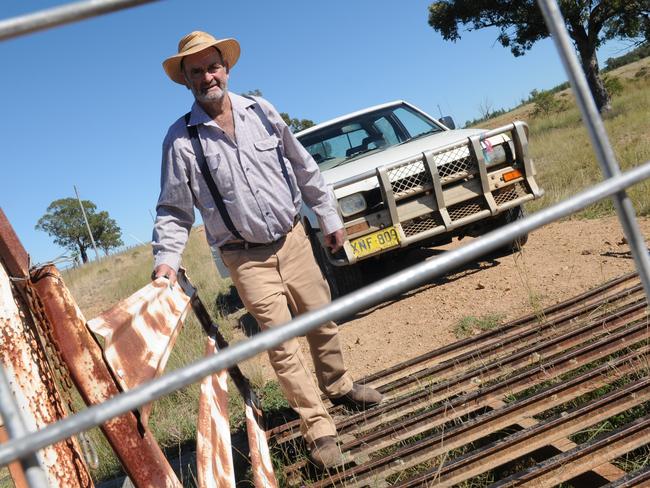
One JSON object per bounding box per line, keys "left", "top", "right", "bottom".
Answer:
{"left": 497, "top": 205, "right": 528, "bottom": 253}
{"left": 309, "top": 229, "right": 364, "bottom": 298}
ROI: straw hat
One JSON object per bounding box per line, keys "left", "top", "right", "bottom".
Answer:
{"left": 163, "top": 31, "right": 240, "bottom": 85}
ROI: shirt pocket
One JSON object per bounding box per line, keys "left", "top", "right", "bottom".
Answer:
{"left": 253, "top": 135, "right": 280, "bottom": 152}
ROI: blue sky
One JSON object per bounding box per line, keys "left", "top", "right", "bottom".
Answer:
{"left": 1, "top": 0, "right": 634, "bottom": 265}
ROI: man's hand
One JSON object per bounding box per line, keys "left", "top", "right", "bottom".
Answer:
{"left": 152, "top": 264, "right": 177, "bottom": 284}
{"left": 324, "top": 229, "right": 345, "bottom": 254}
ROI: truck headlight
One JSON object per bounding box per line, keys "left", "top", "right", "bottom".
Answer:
{"left": 339, "top": 193, "right": 367, "bottom": 217}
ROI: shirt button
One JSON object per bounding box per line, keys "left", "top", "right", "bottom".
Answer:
{"left": 245, "top": 167, "right": 250, "bottom": 172}
{"left": 265, "top": 212, "right": 270, "bottom": 216}
{"left": 256, "top": 190, "right": 260, "bottom": 194}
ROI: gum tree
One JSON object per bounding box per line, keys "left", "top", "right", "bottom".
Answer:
{"left": 428, "top": 0, "right": 650, "bottom": 112}
{"left": 36, "top": 198, "right": 123, "bottom": 263}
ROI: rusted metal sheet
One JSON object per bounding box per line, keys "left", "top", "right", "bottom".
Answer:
{"left": 177, "top": 270, "right": 278, "bottom": 488}
{"left": 244, "top": 395, "right": 278, "bottom": 488}
{"left": 30, "top": 265, "right": 181, "bottom": 488}
{"left": 87, "top": 278, "right": 190, "bottom": 425}
{"left": 0, "top": 208, "right": 29, "bottom": 279}
{"left": 0, "top": 261, "right": 93, "bottom": 487}
{"left": 196, "top": 335, "right": 236, "bottom": 488}
{"left": 274, "top": 275, "right": 650, "bottom": 486}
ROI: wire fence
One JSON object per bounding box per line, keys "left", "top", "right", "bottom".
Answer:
{"left": 1, "top": 0, "right": 650, "bottom": 485}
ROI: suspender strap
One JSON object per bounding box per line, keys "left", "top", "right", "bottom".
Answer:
{"left": 184, "top": 112, "right": 243, "bottom": 240}
{"left": 242, "top": 95, "right": 297, "bottom": 200}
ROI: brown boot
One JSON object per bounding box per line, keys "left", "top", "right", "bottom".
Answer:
{"left": 309, "top": 436, "right": 345, "bottom": 469}
{"left": 330, "top": 383, "right": 383, "bottom": 411}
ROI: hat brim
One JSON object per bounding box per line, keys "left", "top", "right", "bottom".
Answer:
{"left": 163, "top": 38, "right": 240, "bottom": 85}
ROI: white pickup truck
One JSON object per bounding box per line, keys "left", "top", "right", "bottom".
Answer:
{"left": 297, "top": 100, "right": 544, "bottom": 297}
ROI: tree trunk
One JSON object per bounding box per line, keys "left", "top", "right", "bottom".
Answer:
{"left": 579, "top": 47, "right": 611, "bottom": 113}
{"left": 79, "top": 246, "right": 88, "bottom": 263}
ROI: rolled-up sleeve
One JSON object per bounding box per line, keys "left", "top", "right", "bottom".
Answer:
{"left": 152, "top": 132, "right": 195, "bottom": 271}
{"left": 259, "top": 100, "right": 343, "bottom": 235}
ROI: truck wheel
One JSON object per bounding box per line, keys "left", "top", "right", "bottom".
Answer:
{"left": 498, "top": 205, "right": 528, "bottom": 253}
{"left": 309, "top": 230, "right": 364, "bottom": 298}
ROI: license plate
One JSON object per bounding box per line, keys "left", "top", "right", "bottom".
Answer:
{"left": 350, "top": 226, "right": 400, "bottom": 259}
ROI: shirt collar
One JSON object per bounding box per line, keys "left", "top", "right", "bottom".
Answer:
{"left": 187, "top": 93, "right": 256, "bottom": 127}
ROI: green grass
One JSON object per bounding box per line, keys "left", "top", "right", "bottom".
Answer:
{"left": 454, "top": 313, "right": 505, "bottom": 338}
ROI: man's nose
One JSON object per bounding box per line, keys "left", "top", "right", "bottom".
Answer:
{"left": 201, "top": 70, "right": 215, "bottom": 84}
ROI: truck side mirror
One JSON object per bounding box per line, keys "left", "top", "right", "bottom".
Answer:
{"left": 439, "top": 116, "right": 456, "bottom": 130}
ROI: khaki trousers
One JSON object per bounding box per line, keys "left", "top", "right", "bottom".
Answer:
{"left": 220, "top": 222, "right": 353, "bottom": 443}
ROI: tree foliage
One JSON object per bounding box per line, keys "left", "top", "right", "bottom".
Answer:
{"left": 428, "top": 0, "right": 649, "bottom": 112}
{"left": 241, "top": 89, "right": 315, "bottom": 133}
{"left": 35, "top": 198, "right": 123, "bottom": 263}
{"left": 279, "top": 112, "right": 315, "bottom": 133}
{"left": 604, "top": 42, "right": 650, "bottom": 71}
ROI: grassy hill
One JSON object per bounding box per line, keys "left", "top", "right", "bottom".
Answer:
{"left": 475, "top": 56, "right": 650, "bottom": 218}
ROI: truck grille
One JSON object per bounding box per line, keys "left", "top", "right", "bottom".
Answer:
{"left": 387, "top": 145, "right": 481, "bottom": 203}
{"left": 388, "top": 159, "right": 431, "bottom": 199}
{"left": 448, "top": 197, "right": 487, "bottom": 221}
{"left": 494, "top": 182, "right": 527, "bottom": 206}
{"left": 436, "top": 146, "right": 476, "bottom": 182}
{"left": 402, "top": 213, "right": 445, "bottom": 237}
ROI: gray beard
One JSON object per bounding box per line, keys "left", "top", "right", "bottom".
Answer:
{"left": 195, "top": 84, "right": 227, "bottom": 104}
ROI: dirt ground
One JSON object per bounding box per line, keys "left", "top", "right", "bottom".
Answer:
{"left": 242, "top": 216, "right": 650, "bottom": 382}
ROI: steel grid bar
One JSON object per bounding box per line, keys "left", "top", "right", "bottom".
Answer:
{"left": 347, "top": 337, "right": 650, "bottom": 455}
{"left": 355, "top": 272, "right": 640, "bottom": 386}
{"left": 328, "top": 299, "right": 647, "bottom": 435}
{"left": 270, "top": 276, "right": 644, "bottom": 441}
{"left": 603, "top": 465, "right": 650, "bottom": 487}
{"left": 493, "top": 415, "right": 650, "bottom": 487}
{"left": 284, "top": 343, "right": 650, "bottom": 484}
{"left": 1, "top": 160, "right": 650, "bottom": 467}
{"left": 375, "top": 290, "right": 645, "bottom": 396}
{"left": 0, "top": 365, "right": 48, "bottom": 487}
{"left": 536, "top": 0, "right": 650, "bottom": 304}
{"left": 274, "top": 291, "right": 648, "bottom": 447}
{"left": 0, "top": 0, "right": 161, "bottom": 41}
{"left": 395, "top": 378, "right": 650, "bottom": 487}
{"left": 322, "top": 358, "right": 648, "bottom": 488}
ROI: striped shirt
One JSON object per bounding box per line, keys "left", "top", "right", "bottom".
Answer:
{"left": 153, "top": 93, "right": 341, "bottom": 271}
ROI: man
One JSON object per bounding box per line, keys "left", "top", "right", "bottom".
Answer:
{"left": 152, "top": 31, "right": 382, "bottom": 469}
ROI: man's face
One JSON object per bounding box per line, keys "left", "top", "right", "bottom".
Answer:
{"left": 183, "top": 47, "right": 229, "bottom": 104}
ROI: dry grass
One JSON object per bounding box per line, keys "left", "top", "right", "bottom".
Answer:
{"left": 479, "top": 57, "right": 650, "bottom": 221}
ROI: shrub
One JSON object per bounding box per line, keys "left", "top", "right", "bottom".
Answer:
{"left": 531, "top": 89, "right": 560, "bottom": 117}
{"left": 604, "top": 75, "right": 624, "bottom": 98}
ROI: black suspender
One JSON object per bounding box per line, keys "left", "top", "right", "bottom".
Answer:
{"left": 184, "top": 97, "right": 296, "bottom": 242}
{"left": 184, "top": 112, "right": 244, "bottom": 240}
